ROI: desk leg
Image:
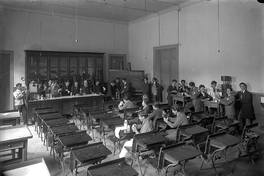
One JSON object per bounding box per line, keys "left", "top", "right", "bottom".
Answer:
{"left": 22, "top": 140, "right": 28, "bottom": 161}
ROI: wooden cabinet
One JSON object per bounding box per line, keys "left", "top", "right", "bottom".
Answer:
{"left": 25, "top": 51, "right": 105, "bottom": 83}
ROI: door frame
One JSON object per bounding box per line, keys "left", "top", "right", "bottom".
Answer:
{"left": 153, "top": 44, "right": 179, "bottom": 82}
{"left": 0, "top": 50, "right": 14, "bottom": 110}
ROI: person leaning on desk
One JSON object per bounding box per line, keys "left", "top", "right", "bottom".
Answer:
{"left": 119, "top": 112, "right": 153, "bottom": 158}
{"left": 163, "top": 105, "right": 189, "bottom": 141}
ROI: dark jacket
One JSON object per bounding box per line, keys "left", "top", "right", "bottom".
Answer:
{"left": 142, "top": 82, "right": 151, "bottom": 99}
{"left": 151, "top": 83, "right": 163, "bottom": 102}
{"left": 236, "top": 90, "right": 255, "bottom": 120}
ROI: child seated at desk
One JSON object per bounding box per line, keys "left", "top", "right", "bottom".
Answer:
{"left": 163, "top": 106, "right": 188, "bottom": 141}
{"left": 118, "top": 95, "right": 136, "bottom": 111}
{"left": 119, "top": 112, "right": 153, "bottom": 158}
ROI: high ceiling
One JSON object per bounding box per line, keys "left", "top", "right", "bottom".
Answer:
{"left": 0, "top": 0, "right": 195, "bottom": 22}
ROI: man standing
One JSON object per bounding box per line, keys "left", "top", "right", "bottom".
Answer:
{"left": 167, "top": 79, "right": 178, "bottom": 107}
{"left": 236, "top": 82, "right": 255, "bottom": 128}
{"left": 13, "top": 83, "right": 26, "bottom": 124}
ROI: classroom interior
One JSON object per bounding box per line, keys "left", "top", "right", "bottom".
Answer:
{"left": 1, "top": 0, "right": 264, "bottom": 176}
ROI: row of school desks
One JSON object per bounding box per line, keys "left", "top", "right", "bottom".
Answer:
{"left": 33, "top": 106, "right": 139, "bottom": 176}
{"left": 87, "top": 104, "right": 264, "bottom": 176}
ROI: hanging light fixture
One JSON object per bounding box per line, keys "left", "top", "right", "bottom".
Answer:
{"left": 74, "top": 0, "right": 79, "bottom": 43}
{"left": 217, "top": 0, "right": 220, "bottom": 53}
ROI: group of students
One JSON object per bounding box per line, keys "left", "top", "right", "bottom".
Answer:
{"left": 114, "top": 79, "right": 255, "bottom": 158}
{"left": 116, "top": 94, "right": 189, "bottom": 158}
{"left": 34, "top": 79, "right": 107, "bottom": 98}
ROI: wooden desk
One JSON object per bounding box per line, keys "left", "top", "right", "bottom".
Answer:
{"left": 204, "top": 100, "right": 220, "bottom": 115}
{"left": 0, "top": 125, "right": 32, "bottom": 163}
{"left": 162, "top": 143, "right": 201, "bottom": 175}
{"left": 27, "top": 94, "right": 104, "bottom": 124}
{"left": 172, "top": 94, "right": 191, "bottom": 107}
{"left": 87, "top": 158, "right": 138, "bottom": 176}
{"left": 191, "top": 113, "right": 210, "bottom": 123}
{"left": 210, "top": 133, "right": 240, "bottom": 149}
{"left": 180, "top": 125, "right": 208, "bottom": 138}
{"left": 101, "top": 117, "right": 124, "bottom": 130}
{"left": 3, "top": 158, "right": 50, "bottom": 176}
{"left": 134, "top": 132, "right": 167, "bottom": 150}
{"left": 0, "top": 111, "right": 20, "bottom": 126}
{"left": 58, "top": 132, "right": 92, "bottom": 148}
{"left": 70, "top": 142, "right": 111, "bottom": 174}
{"left": 164, "top": 144, "right": 201, "bottom": 163}
{"left": 50, "top": 124, "right": 79, "bottom": 136}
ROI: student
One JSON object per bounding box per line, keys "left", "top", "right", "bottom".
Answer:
{"left": 115, "top": 77, "right": 122, "bottom": 99}
{"left": 178, "top": 80, "right": 188, "bottom": 93}
{"left": 50, "top": 80, "right": 60, "bottom": 97}
{"left": 60, "top": 79, "right": 72, "bottom": 96}
{"left": 119, "top": 112, "right": 153, "bottom": 158}
{"left": 109, "top": 80, "right": 117, "bottom": 99}
{"left": 184, "top": 82, "right": 199, "bottom": 112}
{"left": 151, "top": 77, "right": 163, "bottom": 103}
{"left": 236, "top": 82, "right": 255, "bottom": 127}
{"left": 142, "top": 77, "right": 151, "bottom": 101}
{"left": 148, "top": 103, "right": 163, "bottom": 130}
{"left": 220, "top": 88, "right": 235, "bottom": 120}
{"left": 208, "top": 81, "right": 221, "bottom": 100}
{"left": 198, "top": 84, "right": 212, "bottom": 112}
{"left": 167, "top": 79, "right": 178, "bottom": 106}
{"left": 13, "top": 83, "right": 26, "bottom": 124}
{"left": 141, "top": 94, "right": 152, "bottom": 114}
{"left": 72, "top": 80, "right": 80, "bottom": 95}
{"left": 82, "top": 79, "right": 92, "bottom": 95}
{"left": 121, "top": 78, "right": 131, "bottom": 98}
{"left": 93, "top": 80, "right": 104, "bottom": 94}
{"left": 163, "top": 106, "right": 188, "bottom": 141}
{"left": 118, "top": 95, "right": 136, "bottom": 111}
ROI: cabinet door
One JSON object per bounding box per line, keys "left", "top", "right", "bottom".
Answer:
{"left": 69, "top": 56, "right": 78, "bottom": 76}
{"left": 50, "top": 56, "right": 59, "bottom": 79}
{"left": 38, "top": 56, "right": 48, "bottom": 80}
{"left": 59, "top": 56, "right": 68, "bottom": 78}
{"left": 27, "top": 55, "right": 38, "bottom": 81}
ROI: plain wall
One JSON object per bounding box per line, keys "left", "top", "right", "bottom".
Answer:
{"left": 128, "top": 10, "right": 179, "bottom": 78}
{"left": 128, "top": 0, "right": 263, "bottom": 93}
{"left": 1, "top": 8, "right": 128, "bottom": 85}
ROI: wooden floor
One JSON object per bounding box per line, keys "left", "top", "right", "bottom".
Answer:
{"left": 23, "top": 124, "right": 264, "bottom": 176}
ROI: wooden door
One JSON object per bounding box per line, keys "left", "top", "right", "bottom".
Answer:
{"left": 154, "top": 45, "right": 179, "bottom": 103}
{"left": 0, "top": 52, "right": 12, "bottom": 111}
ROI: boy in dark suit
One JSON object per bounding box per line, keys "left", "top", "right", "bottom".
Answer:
{"left": 236, "top": 82, "right": 255, "bottom": 128}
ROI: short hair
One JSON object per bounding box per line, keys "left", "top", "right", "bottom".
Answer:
{"left": 211, "top": 81, "right": 217, "bottom": 85}
{"left": 199, "top": 84, "right": 205, "bottom": 89}
{"left": 153, "top": 77, "right": 158, "bottom": 82}
{"left": 189, "top": 82, "right": 195, "bottom": 87}
{"left": 16, "top": 83, "right": 22, "bottom": 87}
{"left": 239, "top": 82, "right": 247, "bottom": 87}
{"left": 226, "top": 87, "right": 233, "bottom": 91}
{"left": 181, "top": 80, "right": 186, "bottom": 83}
{"left": 172, "top": 79, "right": 177, "bottom": 82}
{"left": 143, "top": 77, "right": 148, "bottom": 81}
